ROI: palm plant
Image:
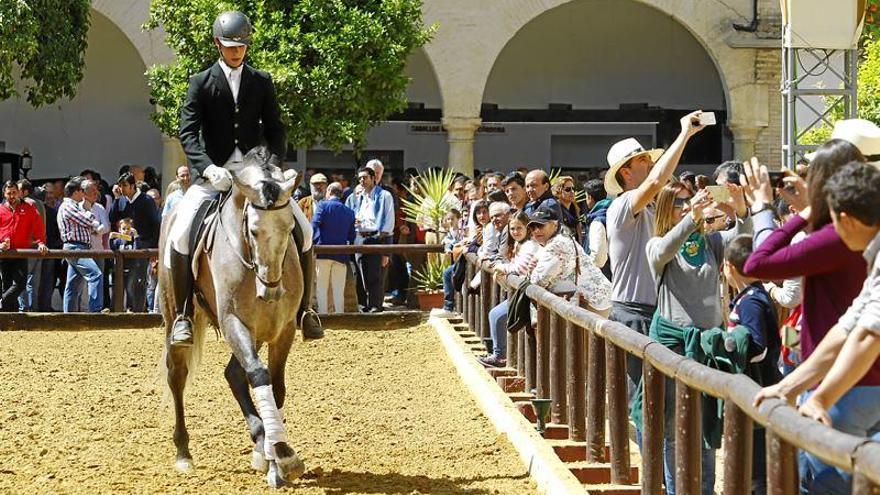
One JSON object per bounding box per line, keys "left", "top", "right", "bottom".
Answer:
{"left": 401, "top": 168, "right": 457, "bottom": 233}
{"left": 411, "top": 256, "right": 449, "bottom": 293}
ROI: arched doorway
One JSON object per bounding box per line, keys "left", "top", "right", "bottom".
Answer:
{"left": 0, "top": 10, "right": 162, "bottom": 181}
{"left": 475, "top": 0, "right": 729, "bottom": 174}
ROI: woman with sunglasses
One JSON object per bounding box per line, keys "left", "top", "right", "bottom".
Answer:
{"left": 639, "top": 180, "right": 749, "bottom": 495}
{"left": 552, "top": 175, "right": 582, "bottom": 240}
{"left": 528, "top": 203, "right": 611, "bottom": 317}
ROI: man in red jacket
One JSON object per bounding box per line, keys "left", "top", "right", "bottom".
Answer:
{"left": 0, "top": 180, "right": 47, "bottom": 311}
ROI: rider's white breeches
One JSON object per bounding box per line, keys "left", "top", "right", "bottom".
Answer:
{"left": 164, "top": 179, "right": 312, "bottom": 267}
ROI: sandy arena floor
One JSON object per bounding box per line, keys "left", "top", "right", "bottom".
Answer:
{"left": 0, "top": 323, "right": 536, "bottom": 494}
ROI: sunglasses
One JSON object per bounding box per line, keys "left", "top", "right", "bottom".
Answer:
{"left": 673, "top": 197, "right": 692, "bottom": 209}
{"left": 562, "top": 187, "right": 575, "bottom": 193}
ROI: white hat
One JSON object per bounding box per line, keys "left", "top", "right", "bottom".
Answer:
{"left": 604, "top": 138, "right": 665, "bottom": 196}
{"left": 309, "top": 173, "right": 328, "bottom": 184}
{"left": 805, "top": 119, "right": 880, "bottom": 163}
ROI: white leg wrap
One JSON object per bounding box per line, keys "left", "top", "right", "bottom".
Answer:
{"left": 290, "top": 201, "right": 313, "bottom": 253}
{"left": 253, "top": 385, "right": 287, "bottom": 460}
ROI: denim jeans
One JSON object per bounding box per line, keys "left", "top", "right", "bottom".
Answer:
{"left": 124, "top": 258, "right": 148, "bottom": 312}
{"left": 0, "top": 259, "right": 27, "bottom": 312}
{"left": 36, "top": 258, "right": 56, "bottom": 311}
{"left": 799, "top": 387, "right": 880, "bottom": 494}
{"left": 17, "top": 257, "right": 41, "bottom": 311}
{"left": 63, "top": 243, "right": 103, "bottom": 313}
{"left": 488, "top": 299, "right": 509, "bottom": 358}
{"left": 442, "top": 265, "right": 455, "bottom": 311}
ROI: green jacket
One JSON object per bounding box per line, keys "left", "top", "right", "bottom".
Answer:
{"left": 630, "top": 314, "right": 755, "bottom": 449}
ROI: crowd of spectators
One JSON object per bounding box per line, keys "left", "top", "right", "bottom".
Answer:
{"left": 422, "top": 113, "right": 880, "bottom": 495}
{"left": 1, "top": 113, "right": 879, "bottom": 492}
{"left": 0, "top": 166, "right": 163, "bottom": 313}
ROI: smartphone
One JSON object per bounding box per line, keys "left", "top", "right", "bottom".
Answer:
{"left": 699, "top": 112, "right": 716, "bottom": 126}
{"left": 705, "top": 185, "right": 730, "bottom": 203}
{"left": 767, "top": 171, "right": 786, "bottom": 188}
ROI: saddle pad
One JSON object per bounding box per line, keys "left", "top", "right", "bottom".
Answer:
{"left": 190, "top": 197, "right": 221, "bottom": 277}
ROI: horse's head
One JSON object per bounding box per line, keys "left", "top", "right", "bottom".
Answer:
{"left": 233, "top": 147, "right": 299, "bottom": 301}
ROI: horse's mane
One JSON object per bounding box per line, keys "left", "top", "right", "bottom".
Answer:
{"left": 237, "top": 146, "right": 286, "bottom": 207}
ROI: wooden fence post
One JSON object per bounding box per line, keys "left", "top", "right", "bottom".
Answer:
{"left": 586, "top": 330, "right": 606, "bottom": 462}
{"left": 536, "top": 305, "right": 551, "bottom": 399}
{"left": 606, "top": 341, "right": 630, "bottom": 484}
{"left": 722, "top": 400, "right": 753, "bottom": 495}
{"left": 566, "top": 319, "right": 586, "bottom": 442}
{"left": 642, "top": 361, "right": 665, "bottom": 495}
{"left": 675, "top": 380, "right": 702, "bottom": 495}
{"left": 549, "top": 311, "right": 567, "bottom": 425}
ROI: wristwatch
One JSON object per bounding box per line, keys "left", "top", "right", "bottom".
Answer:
{"left": 750, "top": 202, "right": 771, "bottom": 216}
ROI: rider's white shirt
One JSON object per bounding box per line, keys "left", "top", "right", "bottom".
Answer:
{"left": 218, "top": 59, "right": 244, "bottom": 163}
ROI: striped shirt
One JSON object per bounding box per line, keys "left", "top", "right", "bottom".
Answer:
{"left": 57, "top": 197, "right": 102, "bottom": 245}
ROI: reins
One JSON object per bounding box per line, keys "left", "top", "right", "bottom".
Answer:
{"left": 217, "top": 193, "right": 291, "bottom": 289}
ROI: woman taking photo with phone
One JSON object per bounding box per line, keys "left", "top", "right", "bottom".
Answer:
{"left": 637, "top": 179, "right": 750, "bottom": 495}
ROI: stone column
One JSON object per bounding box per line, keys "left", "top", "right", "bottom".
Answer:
{"left": 728, "top": 123, "right": 761, "bottom": 162}
{"left": 442, "top": 116, "right": 482, "bottom": 177}
{"left": 161, "top": 136, "right": 186, "bottom": 192}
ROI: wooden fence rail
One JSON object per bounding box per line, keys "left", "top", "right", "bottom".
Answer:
{"left": 462, "top": 253, "right": 880, "bottom": 493}
{"left": 0, "top": 244, "right": 443, "bottom": 313}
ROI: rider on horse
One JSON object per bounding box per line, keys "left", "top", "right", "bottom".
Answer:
{"left": 167, "top": 10, "right": 323, "bottom": 346}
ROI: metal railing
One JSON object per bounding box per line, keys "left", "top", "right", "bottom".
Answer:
{"left": 0, "top": 244, "right": 443, "bottom": 313}
{"left": 461, "top": 253, "right": 880, "bottom": 494}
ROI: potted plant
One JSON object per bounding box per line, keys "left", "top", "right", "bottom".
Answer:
{"left": 401, "top": 168, "right": 457, "bottom": 248}
{"left": 411, "top": 256, "right": 449, "bottom": 310}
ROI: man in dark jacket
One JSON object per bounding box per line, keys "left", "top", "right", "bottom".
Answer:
{"left": 110, "top": 172, "right": 159, "bottom": 311}
{"left": 166, "top": 10, "right": 322, "bottom": 346}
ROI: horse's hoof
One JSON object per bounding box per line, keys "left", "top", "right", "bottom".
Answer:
{"left": 266, "top": 461, "right": 287, "bottom": 488}
{"left": 273, "top": 443, "right": 305, "bottom": 481}
{"left": 252, "top": 449, "right": 268, "bottom": 473}
{"left": 175, "top": 458, "right": 195, "bottom": 473}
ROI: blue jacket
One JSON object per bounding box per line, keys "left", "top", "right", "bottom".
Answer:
{"left": 312, "top": 197, "right": 356, "bottom": 263}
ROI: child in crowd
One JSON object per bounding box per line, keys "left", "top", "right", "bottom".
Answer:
{"left": 723, "top": 234, "right": 783, "bottom": 495}
{"left": 110, "top": 218, "right": 140, "bottom": 312}
{"left": 441, "top": 209, "right": 463, "bottom": 261}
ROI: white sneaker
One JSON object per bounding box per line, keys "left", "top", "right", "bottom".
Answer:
{"left": 430, "top": 308, "right": 458, "bottom": 319}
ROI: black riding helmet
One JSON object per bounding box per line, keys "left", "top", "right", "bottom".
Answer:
{"left": 213, "top": 11, "right": 253, "bottom": 47}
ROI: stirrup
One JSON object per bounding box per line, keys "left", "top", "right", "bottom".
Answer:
{"left": 298, "top": 309, "right": 322, "bottom": 329}
{"left": 170, "top": 315, "right": 194, "bottom": 347}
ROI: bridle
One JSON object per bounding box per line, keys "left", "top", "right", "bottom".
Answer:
{"left": 218, "top": 195, "right": 291, "bottom": 289}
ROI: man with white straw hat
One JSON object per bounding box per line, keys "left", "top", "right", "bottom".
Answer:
{"left": 605, "top": 110, "right": 707, "bottom": 395}
{"left": 805, "top": 119, "right": 880, "bottom": 165}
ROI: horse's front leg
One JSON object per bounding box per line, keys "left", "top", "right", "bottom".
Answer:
{"left": 224, "top": 354, "right": 267, "bottom": 473}
{"left": 267, "top": 323, "right": 295, "bottom": 410}
{"left": 224, "top": 314, "right": 305, "bottom": 487}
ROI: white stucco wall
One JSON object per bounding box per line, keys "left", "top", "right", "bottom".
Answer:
{"left": 0, "top": 11, "right": 162, "bottom": 180}
{"left": 482, "top": 0, "right": 725, "bottom": 110}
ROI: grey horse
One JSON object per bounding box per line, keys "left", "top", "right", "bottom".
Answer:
{"left": 158, "top": 147, "right": 305, "bottom": 487}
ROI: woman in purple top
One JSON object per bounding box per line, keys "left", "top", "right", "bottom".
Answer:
{"left": 743, "top": 141, "right": 870, "bottom": 380}
{"left": 741, "top": 142, "right": 872, "bottom": 494}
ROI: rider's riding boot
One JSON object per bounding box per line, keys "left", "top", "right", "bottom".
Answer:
{"left": 169, "top": 249, "right": 195, "bottom": 347}
{"left": 298, "top": 247, "right": 324, "bottom": 340}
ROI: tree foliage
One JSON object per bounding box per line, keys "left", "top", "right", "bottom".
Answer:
{"left": 0, "top": 0, "right": 90, "bottom": 106}
{"left": 145, "top": 0, "right": 433, "bottom": 153}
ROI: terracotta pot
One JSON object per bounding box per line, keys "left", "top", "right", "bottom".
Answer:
{"left": 416, "top": 290, "right": 444, "bottom": 310}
